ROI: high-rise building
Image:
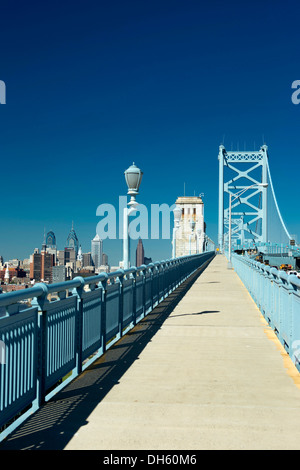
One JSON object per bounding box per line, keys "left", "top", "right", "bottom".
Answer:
{"left": 102, "top": 253, "right": 108, "bottom": 266}
{"left": 45, "top": 230, "right": 57, "bottom": 263}
{"left": 82, "top": 252, "right": 92, "bottom": 267}
{"left": 91, "top": 234, "right": 103, "bottom": 269}
{"left": 46, "top": 231, "right": 56, "bottom": 249}
{"left": 30, "top": 251, "right": 54, "bottom": 282}
{"left": 58, "top": 248, "right": 76, "bottom": 266}
{"left": 136, "top": 238, "right": 145, "bottom": 267}
{"left": 52, "top": 265, "right": 66, "bottom": 283}
{"left": 66, "top": 222, "right": 79, "bottom": 257}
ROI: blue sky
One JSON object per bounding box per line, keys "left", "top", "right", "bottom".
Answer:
{"left": 0, "top": 0, "right": 300, "bottom": 265}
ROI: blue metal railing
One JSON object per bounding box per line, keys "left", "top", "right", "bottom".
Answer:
{"left": 0, "top": 251, "right": 214, "bottom": 441}
{"left": 232, "top": 253, "right": 300, "bottom": 370}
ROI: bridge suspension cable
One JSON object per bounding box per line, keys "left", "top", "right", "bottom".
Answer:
{"left": 266, "top": 158, "right": 292, "bottom": 242}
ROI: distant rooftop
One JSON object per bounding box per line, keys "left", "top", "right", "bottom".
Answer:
{"left": 175, "top": 196, "right": 203, "bottom": 204}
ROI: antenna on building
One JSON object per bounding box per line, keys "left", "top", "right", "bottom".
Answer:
{"left": 184, "top": 182, "right": 186, "bottom": 197}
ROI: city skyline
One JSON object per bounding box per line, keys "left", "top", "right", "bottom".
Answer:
{"left": 1, "top": 1, "right": 300, "bottom": 264}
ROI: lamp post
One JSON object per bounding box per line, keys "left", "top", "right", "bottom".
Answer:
{"left": 172, "top": 205, "right": 182, "bottom": 258}
{"left": 228, "top": 183, "right": 268, "bottom": 268}
{"left": 123, "top": 163, "right": 143, "bottom": 270}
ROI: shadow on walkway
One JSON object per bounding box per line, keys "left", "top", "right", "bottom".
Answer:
{"left": 0, "top": 258, "right": 213, "bottom": 450}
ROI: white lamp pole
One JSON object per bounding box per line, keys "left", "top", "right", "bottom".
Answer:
{"left": 123, "top": 163, "right": 143, "bottom": 270}
{"left": 228, "top": 183, "right": 268, "bottom": 268}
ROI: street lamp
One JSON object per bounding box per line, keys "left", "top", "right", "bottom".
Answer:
{"left": 172, "top": 205, "right": 182, "bottom": 258}
{"left": 123, "top": 163, "right": 143, "bottom": 269}
{"left": 228, "top": 183, "right": 268, "bottom": 268}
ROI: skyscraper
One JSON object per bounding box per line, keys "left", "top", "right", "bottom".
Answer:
{"left": 91, "top": 234, "right": 103, "bottom": 269}
{"left": 136, "top": 238, "right": 145, "bottom": 267}
{"left": 30, "top": 251, "right": 54, "bottom": 282}
{"left": 66, "top": 222, "right": 79, "bottom": 257}
{"left": 46, "top": 231, "right": 56, "bottom": 249}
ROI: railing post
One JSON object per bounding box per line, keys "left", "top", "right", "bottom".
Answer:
{"left": 156, "top": 264, "right": 159, "bottom": 302}
{"left": 100, "top": 276, "right": 108, "bottom": 353}
{"left": 118, "top": 271, "right": 124, "bottom": 338}
{"left": 148, "top": 264, "right": 154, "bottom": 311}
{"left": 290, "top": 277, "right": 300, "bottom": 368}
{"left": 142, "top": 267, "right": 146, "bottom": 317}
{"left": 132, "top": 270, "right": 137, "bottom": 326}
{"left": 31, "top": 283, "right": 49, "bottom": 406}
{"left": 72, "top": 276, "right": 85, "bottom": 376}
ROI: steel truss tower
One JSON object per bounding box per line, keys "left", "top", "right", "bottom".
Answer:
{"left": 218, "top": 144, "right": 268, "bottom": 252}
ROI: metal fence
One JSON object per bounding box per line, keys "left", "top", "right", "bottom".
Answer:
{"left": 0, "top": 251, "right": 214, "bottom": 441}
{"left": 232, "top": 253, "right": 300, "bottom": 371}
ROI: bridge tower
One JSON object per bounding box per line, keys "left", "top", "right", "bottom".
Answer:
{"left": 218, "top": 144, "right": 268, "bottom": 253}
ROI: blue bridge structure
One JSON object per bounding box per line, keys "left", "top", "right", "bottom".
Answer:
{"left": 0, "top": 145, "right": 300, "bottom": 450}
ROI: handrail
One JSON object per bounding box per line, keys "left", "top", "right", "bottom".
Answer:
{"left": 231, "top": 253, "right": 300, "bottom": 372}
{"left": 0, "top": 251, "right": 215, "bottom": 442}
{"left": 0, "top": 253, "right": 202, "bottom": 307}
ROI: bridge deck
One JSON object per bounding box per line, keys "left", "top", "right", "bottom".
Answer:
{"left": 2, "top": 255, "right": 300, "bottom": 450}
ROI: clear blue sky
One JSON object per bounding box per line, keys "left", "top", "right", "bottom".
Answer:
{"left": 1, "top": 0, "right": 300, "bottom": 265}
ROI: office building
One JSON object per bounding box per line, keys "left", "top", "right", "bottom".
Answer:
{"left": 91, "top": 233, "right": 103, "bottom": 269}
{"left": 30, "top": 251, "right": 54, "bottom": 282}
{"left": 52, "top": 265, "right": 66, "bottom": 283}
{"left": 136, "top": 239, "right": 145, "bottom": 267}
{"left": 66, "top": 222, "right": 79, "bottom": 257}
{"left": 102, "top": 253, "right": 108, "bottom": 266}
{"left": 58, "top": 248, "right": 76, "bottom": 267}
{"left": 46, "top": 231, "right": 56, "bottom": 249}
{"left": 82, "top": 252, "right": 92, "bottom": 268}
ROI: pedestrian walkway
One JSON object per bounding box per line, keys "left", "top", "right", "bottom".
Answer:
{"left": 2, "top": 255, "right": 300, "bottom": 450}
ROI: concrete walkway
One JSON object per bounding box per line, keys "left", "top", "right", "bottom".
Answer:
{"left": 2, "top": 255, "right": 300, "bottom": 450}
